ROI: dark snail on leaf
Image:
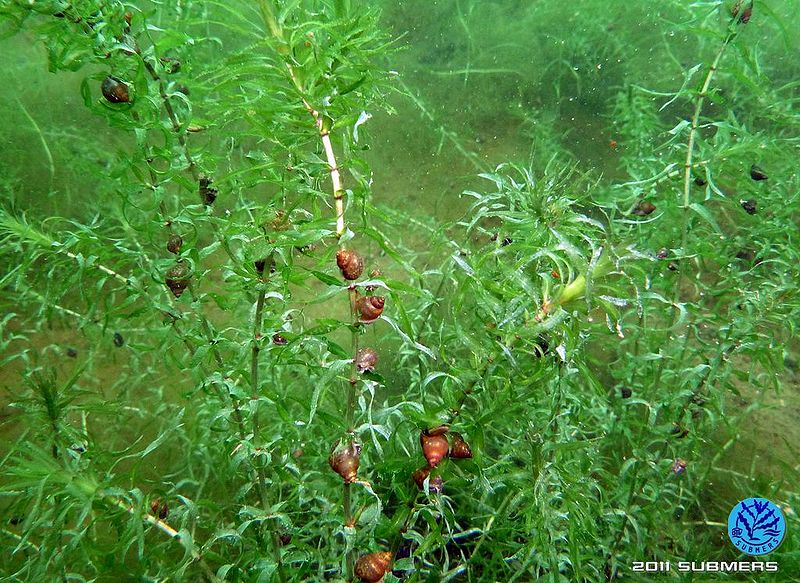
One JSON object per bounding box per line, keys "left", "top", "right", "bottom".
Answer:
{"left": 165, "top": 263, "right": 190, "bottom": 298}
{"left": 149, "top": 498, "right": 169, "bottom": 520}
{"left": 328, "top": 441, "right": 361, "bottom": 484}
{"left": 167, "top": 233, "right": 183, "bottom": 255}
{"left": 336, "top": 249, "right": 364, "bottom": 280}
{"left": 101, "top": 76, "right": 131, "bottom": 103}
{"left": 355, "top": 551, "right": 393, "bottom": 583}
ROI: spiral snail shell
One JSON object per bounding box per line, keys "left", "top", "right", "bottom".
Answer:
{"left": 167, "top": 233, "right": 183, "bottom": 255}
{"left": 336, "top": 249, "right": 364, "bottom": 280}
{"left": 354, "top": 551, "right": 393, "bottom": 583}
{"left": 165, "top": 263, "right": 190, "bottom": 298}
{"left": 420, "top": 429, "right": 449, "bottom": 468}
{"left": 449, "top": 432, "right": 473, "bottom": 459}
{"left": 328, "top": 441, "right": 361, "bottom": 484}
{"left": 356, "top": 295, "right": 385, "bottom": 323}
{"left": 355, "top": 348, "right": 378, "bottom": 373}
{"left": 101, "top": 76, "right": 131, "bottom": 103}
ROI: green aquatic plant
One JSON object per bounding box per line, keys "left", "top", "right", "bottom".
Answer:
{"left": 1, "top": 1, "right": 799, "bottom": 582}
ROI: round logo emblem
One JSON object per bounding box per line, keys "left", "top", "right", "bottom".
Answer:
{"left": 728, "top": 497, "right": 786, "bottom": 556}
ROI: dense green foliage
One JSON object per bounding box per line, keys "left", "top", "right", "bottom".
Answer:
{"left": 1, "top": 1, "right": 799, "bottom": 581}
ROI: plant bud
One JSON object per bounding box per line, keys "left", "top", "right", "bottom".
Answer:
{"left": 102, "top": 76, "right": 131, "bottom": 103}
{"left": 356, "top": 295, "right": 385, "bottom": 323}
{"left": 412, "top": 466, "right": 444, "bottom": 493}
{"left": 354, "top": 551, "right": 393, "bottom": 583}
{"left": 329, "top": 441, "right": 361, "bottom": 484}
{"left": 355, "top": 348, "right": 378, "bottom": 373}
{"left": 449, "top": 433, "right": 473, "bottom": 459}
{"left": 167, "top": 233, "right": 183, "bottom": 254}
{"left": 420, "top": 429, "right": 449, "bottom": 467}
{"left": 632, "top": 200, "right": 656, "bottom": 216}
{"left": 336, "top": 249, "right": 364, "bottom": 280}
{"left": 165, "top": 263, "right": 190, "bottom": 298}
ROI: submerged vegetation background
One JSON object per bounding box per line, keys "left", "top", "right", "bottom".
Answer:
{"left": 1, "top": 0, "right": 799, "bottom": 581}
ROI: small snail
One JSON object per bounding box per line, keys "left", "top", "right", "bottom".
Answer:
{"left": 167, "top": 233, "right": 183, "bottom": 255}
{"left": 632, "top": 201, "right": 656, "bottom": 216}
{"left": 199, "top": 175, "right": 218, "bottom": 205}
{"left": 355, "top": 348, "right": 378, "bottom": 373}
{"left": 420, "top": 427, "right": 449, "bottom": 468}
{"left": 412, "top": 466, "right": 443, "bottom": 493}
{"left": 328, "top": 441, "right": 361, "bottom": 484}
{"left": 749, "top": 164, "right": 768, "bottom": 181}
{"left": 101, "top": 76, "right": 131, "bottom": 103}
{"left": 740, "top": 199, "right": 757, "bottom": 215}
{"left": 149, "top": 498, "right": 169, "bottom": 520}
{"left": 165, "top": 263, "right": 190, "bottom": 298}
{"left": 354, "top": 551, "right": 393, "bottom": 583}
{"left": 356, "top": 295, "right": 385, "bottom": 323}
{"left": 449, "top": 433, "right": 473, "bottom": 459}
{"left": 336, "top": 249, "right": 364, "bottom": 280}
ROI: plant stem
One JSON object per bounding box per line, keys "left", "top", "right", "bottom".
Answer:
{"left": 108, "top": 498, "right": 221, "bottom": 583}
{"left": 680, "top": 31, "right": 735, "bottom": 253}
{"left": 259, "top": 0, "right": 346, "bottom": 237}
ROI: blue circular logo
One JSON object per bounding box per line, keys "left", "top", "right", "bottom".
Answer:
{"left": 728, "top": 497, "right": 786, "bottom": 556}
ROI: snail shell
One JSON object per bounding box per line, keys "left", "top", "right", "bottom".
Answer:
{"left": 328, "top": 441, "right": 361, "bottom": 484}
{"left": 336, "top": 249, "right": 364, "bottom": 280}
{"left": 149, "top": 498, "right": 169, "bottom": 520}
{"left": 354, "top": 551, "right": 393, "bottom": 583}
{"left": 420, "top": 430, "right": 449, "bottom": 468}
{"left": 355, "top": 348, "right": 378, "bottom": 373}
{"left": 449, "top": 432, "right": 473, "bottom": 459}
{"left": 412, "top": 466, "right": 443, "bottom": 493}
{"left": 167, "top": 233, "right": 183, "bottom": 255}
{"left": 356, "top": 295, "right": 385, "bottom": 323}
{"left": 101, "top": 76, "right": 131, "bottom": 103}
{"left": 165, "top": 263, "right": 190, "bottom": 298}
{"left": 632, "top": 201, "right": 656, "bottom": 216}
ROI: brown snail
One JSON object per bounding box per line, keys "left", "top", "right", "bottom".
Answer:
{"left": 740, "top": 199, "right": 757, "bottom": 215}
{"left": 328, "top": 441, "right": 361, "bottom": 484}
{"left": 199, "top": 175, "right": 218, "bottom": 205}
{"left": 167, "top": 233, "right": 183, "bottom": 255}
{"left": 420, "top": 427, "right": 449, "bottom": 467}
{"left": 165, "top": 263, "right": 190, "bottom": 298}
{"left": 149, "top": 498, "right": 169, "bottom": 520}
{"left": 356, "top": 295, "right": 385, "bottom": 323}
{"left": 449, "top": 433, "right": 473, "bottom": 459}
{"left": 632, "top": 200, "right": 656, "bottom": 216}
{"left": 412, "top": 466, "right": 443, "bottom": 493}
{"left": 336, "top": 249, "right": 364, "bottom": 280}
{"left": 101, "top": 76, "right": 131, "bottom": 103}
{"left": 355, "top": 348, "right": 378, "bottom": 373}
{"left": 354, "top": 551, "right": 393, "bottom": 583}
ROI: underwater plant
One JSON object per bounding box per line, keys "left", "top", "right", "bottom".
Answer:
{"left": 1, "top": 0, "right": 799, "bottom": 581}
